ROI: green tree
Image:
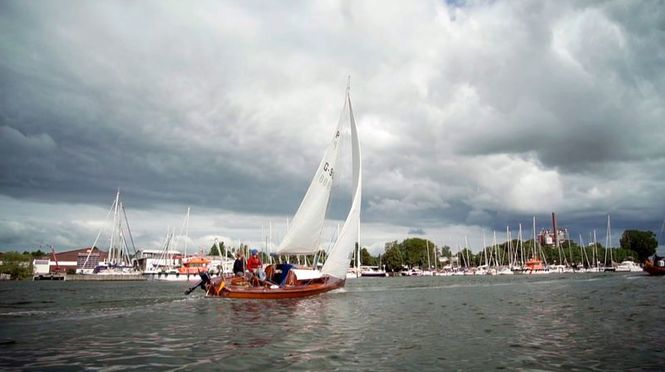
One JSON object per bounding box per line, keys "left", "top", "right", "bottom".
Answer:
{"left": 360, "top": 248, "right": 376, "bottom": 266}
{"left": 458, "top": 248, "right": 475, "bottom": 267}
{"left": 31, "top": 250, "right": 47, "bottom": 258}
{"left": 620, "top": 230, "right": 657, "bottom": 262}
{"left": 402, "top": 238, "right": 437, "bottom": 268}
{"left": 382, "top": 244, "right": 404, "bottom": 272}
{"left": 208, "top": 241, "right": 226, "bottom": 256}
{"left": 439, "top": 245, "right": 451, "bottom": 258}
{"left": 0, "top": 252, "right": 33, "bottom": 280}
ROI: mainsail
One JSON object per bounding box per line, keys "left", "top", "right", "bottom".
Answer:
{"left": 274, "top": 92, "right": 351, "bottom": 255}
{"left": 322, "top": 91, "right": 362, "bottom": 279}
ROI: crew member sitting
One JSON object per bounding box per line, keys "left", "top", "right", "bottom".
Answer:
{"left": 247, "top": 249, "right": 264, "bottom": 286}
{"left": 247, "top": 249, "right": 263, "bottom": 272}
{"left": 233, "top": 251, "right": 245, "bottom": 276}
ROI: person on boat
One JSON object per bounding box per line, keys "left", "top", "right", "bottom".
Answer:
{"left": 247, "top": 249, "right": 263, "bottom": 273}
{"left": 246, "top": 249, "right": 265, "bottom": 286}
{"left": 233, "top": 251, "right": 245, "bottom": 276}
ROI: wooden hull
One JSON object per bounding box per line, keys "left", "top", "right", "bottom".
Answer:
{"left": 206, "top": 276, "right": 345, "bottom": 299}
{"left": 644, "top": 261, "right": 665, "bottom": 276}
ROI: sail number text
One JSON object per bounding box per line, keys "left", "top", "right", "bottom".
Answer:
{"left": 319, "top": 162, "right": 334, "bottom": 187}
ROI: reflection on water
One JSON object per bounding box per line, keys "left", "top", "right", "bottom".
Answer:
{"left": 1, "top": 274, "right": 664, "bottom": 370}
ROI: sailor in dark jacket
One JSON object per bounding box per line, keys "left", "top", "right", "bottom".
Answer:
{"left": 233, "top": 251, "right": 245, "bottom": 276}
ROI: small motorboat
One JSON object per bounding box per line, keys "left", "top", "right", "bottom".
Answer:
{"left": 615, "top": 260, "right": 643, "bottom": 272}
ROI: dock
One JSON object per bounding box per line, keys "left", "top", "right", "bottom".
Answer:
{"left": 66, "top": 274, "right": 147, "bottom": 281}
{"left": 33, "top": 273, "right": 66, "bottom": 281}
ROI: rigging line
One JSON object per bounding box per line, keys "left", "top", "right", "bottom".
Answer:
{"left": 121, "top": 202, "right": 137, "bottom": 254}
{"left": 158, "top": 229, "right": 171, "bottom": 268}
{"left": 82, "top": 199, "right": 116, "bottom": 270}
{"left": 655, "top": 219, "right": 665, "bottom": 256}
{"left": 120, "top": 228, "right": 131, "bottom": 266}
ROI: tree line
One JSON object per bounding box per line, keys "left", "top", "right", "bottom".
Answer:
{"left": 367, "top": 230, "right": 657, "bottom": 272}
{"left": 0, "top": 251, "right": 40, "bottom": 280}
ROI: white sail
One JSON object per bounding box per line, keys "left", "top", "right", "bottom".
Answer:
{"left": 322, "top": 90, "right": 362, "bottom": 279}
{"left": 275, "top": 95, "right": 349, "bottom": 255}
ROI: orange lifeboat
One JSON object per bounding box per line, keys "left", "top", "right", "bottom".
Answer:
{"left": 525, "top": 258, "right": 544, "bottom": 271}
{"left": 178, "top": 257, "right": 210, "bottom": 275}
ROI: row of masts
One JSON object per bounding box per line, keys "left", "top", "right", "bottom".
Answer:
{"left": 188, "top": 214, "right": 618, "bottom": 272}
{"left": 82, "top": 191, "right": 353, "bottom": 271}
{"left": 82, "top": 192, "right": 619, "bottom": 273}
{"left": 439, "top": 214, "right": 616, "bottom": 271}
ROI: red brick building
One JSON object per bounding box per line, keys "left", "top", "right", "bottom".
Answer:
{"left": 36, "top": 247, "right": 108, "bottom": 273}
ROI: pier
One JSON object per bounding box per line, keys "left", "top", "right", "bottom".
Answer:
{"left": 64, "top": 274, "right": 147, "bottom": 281}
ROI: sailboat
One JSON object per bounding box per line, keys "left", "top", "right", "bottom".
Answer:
{"left": 78, "top": 191, "right": 140, "bottom": 275}
{"left": 346, "top": 242, "right": 361, "bottom": 279}
{"left": 195, "top": 82, "right": 362, "bottom": 299}
{"left": 602, "top": 215, "right": 616, "bottom": 272}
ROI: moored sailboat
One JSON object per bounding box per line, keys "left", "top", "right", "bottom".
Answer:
{"left": 192, "top": 82, "right": 362, "bottom": 299}
{"left": 78, "top": 191, "right": 141, "bottom": 276}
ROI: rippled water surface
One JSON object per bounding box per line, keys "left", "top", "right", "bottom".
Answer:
{"left": 1, "top": 273, "right": 664, "bottom": 370}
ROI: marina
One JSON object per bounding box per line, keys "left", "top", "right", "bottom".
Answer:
{"left": 1, "top": 1, "right": 665, "bottom": 370}
{"left": 1, "top": 273, "right": 664, "bottom": 370}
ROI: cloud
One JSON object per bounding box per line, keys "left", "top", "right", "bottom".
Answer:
{"left": 1, "top": 0, "right": 664, "bottom": 253}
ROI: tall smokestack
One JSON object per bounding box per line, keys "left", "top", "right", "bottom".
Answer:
{"left": 552, "top": 212, "right": 558, "bottom": 248}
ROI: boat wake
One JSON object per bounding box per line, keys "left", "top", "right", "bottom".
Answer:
{"left": 0, "top": 310, "right": 55, "bottom": 318}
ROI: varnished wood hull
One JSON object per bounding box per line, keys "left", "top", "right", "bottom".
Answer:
{"left": 644, "top": 261, "right": 665, "bottom": 276}
{"left": 206, "top": 276, "right": 345, "bottom": 299}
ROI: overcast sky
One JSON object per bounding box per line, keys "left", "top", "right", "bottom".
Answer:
{"left": 1, "top": 0, "right": 664, "bottom": 255}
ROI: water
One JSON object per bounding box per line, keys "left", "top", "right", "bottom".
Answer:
{"left": 1, "top": 274, "right": 664, "bottom": 371}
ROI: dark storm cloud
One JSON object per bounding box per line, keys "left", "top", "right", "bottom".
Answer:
{"left": 439, "top": 1, "right": 665, "bottom": 173}
{"left": 1, "top": 0, "right": 664, "bottom": 252}
{"left": 0, "top": 1, "right": 312, "bottom": 215}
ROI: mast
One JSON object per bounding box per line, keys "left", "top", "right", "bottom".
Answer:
{"left": 553, "top": 213, "right": 562, "bottom": 265}
{"left": 492, "top": 231, "right": 498, "bottom": 267}
{"left": 109, "top": 191, "right": 120, "bottom": 264}
{"left": 121, "top": 202, "right": 136, "bottom": 261}
{"left": 482, "top": 231, "right": 488, "bottom": 268}
{"left": 552, "top": 212, "right": 558, "bottom": 249}
{"left": 580, "top": 233, "right": 584, "bottom": 268}
{"left": 566, "top": 229, "right": 574, "bottom": 267}
{"left": 606, "top": 214, "right": 613, "bottom": 267}
{"left": 532, "top": 216, "right": 537, "bottom": 260}
{"left": 269, "top": 221, "right": 273, "bottom": 265}
{"left": 463, "top": 237, "right": 470, "bottom": 268}
{"left": 356, "top": 219, "right": 361, "bottom": 277}
{"left": 456, "top": 243, "right": 461, "bottom": 269}
{"left": 433, "top": 241, "right": 438, "bottom": 271}
{"left": 592, "top": 230, "right": 596, "bottom": 268}
{"left": 518, "top": 223, "right": 524, "bottom": 267}
{"left": 184, "top": 207, "right": 190, "bottom": 258}
{"left": 506, "top": 226, "right": 513, "bottom": 268}
{"left": 426, "top": 240, "right": 431, "bottom": 271}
